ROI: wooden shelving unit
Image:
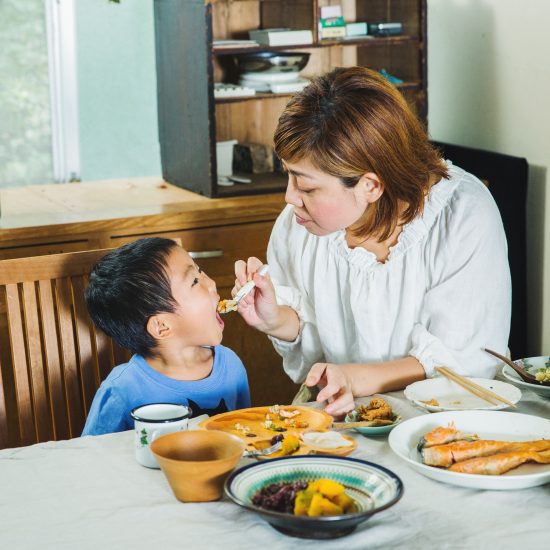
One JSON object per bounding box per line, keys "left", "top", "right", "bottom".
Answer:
{"left": 154, "top": 0, "right": 427, "bottom": 197}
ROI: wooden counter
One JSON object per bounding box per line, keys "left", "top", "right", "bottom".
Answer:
{"left": 0, "top": 178, "right": 297, "bottom": 408}
{"left": 0, "top": 177, "right": 285, "bottom": 246}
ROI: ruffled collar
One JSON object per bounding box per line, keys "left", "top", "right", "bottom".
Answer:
{"left": 329, "top": 161, "right": 464, "bottom": 267}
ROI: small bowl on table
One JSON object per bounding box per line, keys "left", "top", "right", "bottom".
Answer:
{"left": 151, "top": 430, "right": 245, "bottom": 502}
{"left": 344, "top": 410, "right": 403, "bottom": 436}
{"left": 501, "top": 355, "right": 550, "bottom": 399}
{"left": 225, "top": 455, "right": 403, "bottom": 539}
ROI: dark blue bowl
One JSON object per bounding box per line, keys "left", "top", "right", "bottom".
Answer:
{"left": 224, "top": 455, "right": 403, "bottom": 539}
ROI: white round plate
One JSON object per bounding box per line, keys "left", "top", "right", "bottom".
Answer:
{"left": 404, "top": 377, "right": 521, "bottom": 412}
{"left": 388, "top": 410, "right": 550, "bottom": 490}
{"left": 501, "top": 356, "right": 550, "bottom": 399}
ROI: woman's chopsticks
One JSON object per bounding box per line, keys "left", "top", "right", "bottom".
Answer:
{"left": 434, "top": 366, "right": 517, "bottom": 408}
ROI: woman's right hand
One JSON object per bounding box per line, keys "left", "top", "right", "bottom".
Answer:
{"left": 305, "top": 363, "right": 356, "bottom": 417}
{"left": 232, "top": 257, "right": 281, "bottom": 333}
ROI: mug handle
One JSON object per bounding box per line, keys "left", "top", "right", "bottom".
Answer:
{"left": 150, "top": 430, "right": 162, "bottom": 444}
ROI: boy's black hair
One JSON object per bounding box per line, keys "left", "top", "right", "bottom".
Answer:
{"left": 85, "top": 237, "right": 179, "bottom": 357}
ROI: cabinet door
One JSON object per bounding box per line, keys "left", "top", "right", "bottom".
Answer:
{"left": 110, "top": 222, "right": 299, "bottom": 406}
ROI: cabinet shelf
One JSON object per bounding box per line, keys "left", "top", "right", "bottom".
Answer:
{"left": 213, "top": 36, "right": 420, "bottom": 55}
{"left": 154, "top": 0, "right": 427, "bottom": 198}
{"left": 214, "top": 81, "right": 422, "bottom": 104}
{"left": 216, "top": 172, "right": 287, "bottom": 198}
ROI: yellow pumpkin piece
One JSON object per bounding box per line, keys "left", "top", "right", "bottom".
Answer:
{"left": 294, "top": 489, "right": 315, "bottom": 516}
{"left": 332, "top": 492, "right": 356, "bottom": 513}
{"left": 308, "top": 478, "right": 345, "bottom": 498}
{"left": 281, "top": 434, "right": 300, "bottom": 455}
{"left": 307, "top": 493, "right": 344, "bottom": 517}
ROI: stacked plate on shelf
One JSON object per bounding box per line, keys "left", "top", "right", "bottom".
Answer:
{"left": 235, "top": 52, "right": 311, "bottom": 94}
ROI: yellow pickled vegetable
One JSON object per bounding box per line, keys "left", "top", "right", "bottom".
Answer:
{"left": 308, "top": 478, "right": 345, "bottom": 498}
{"left": 293, "top": 478, "right": 353, "bottom": 517}
{"left": 332, "top": 492, "right": 356, "bottom": 513}
{"left": 281, "top": 434, "right": 301, "bottom": 455}
{"left": 307, "top": 493, "right": 344, "bottom": 517}
{"left": 294, "top": 489, "right": 315, "bottom": 516}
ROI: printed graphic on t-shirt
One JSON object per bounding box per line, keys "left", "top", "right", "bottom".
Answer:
{"left": 187, "top": 398, "right": 228, "bottom": 417}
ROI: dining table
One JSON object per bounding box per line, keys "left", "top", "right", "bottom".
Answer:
{"left": 1, "top": 378, "right": 549, "bottom": 550}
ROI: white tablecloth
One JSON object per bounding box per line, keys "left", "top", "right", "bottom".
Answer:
{"left": 1, "top": 387, "right": 549, "bottom": 550}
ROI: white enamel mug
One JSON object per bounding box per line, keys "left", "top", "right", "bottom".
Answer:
{"left": 130, "top": 403, "right": 191, "bottom": 468}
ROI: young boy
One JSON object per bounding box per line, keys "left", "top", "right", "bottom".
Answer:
{"left": 82, "top": 237, "right": 250, "bottom": 435}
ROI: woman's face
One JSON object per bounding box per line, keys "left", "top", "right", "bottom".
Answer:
{"left": 283, "top": 157, "right": 374, "bottom": 236}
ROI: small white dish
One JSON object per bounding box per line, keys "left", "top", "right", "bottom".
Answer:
{"left": 388, "top": 410, "right": 550, "bottom": 490}
{"left": 404, "top": 377, "right": 521, "bottom": 412}
{"left": 501, "top": 356, "right": 550, "bottom": 399}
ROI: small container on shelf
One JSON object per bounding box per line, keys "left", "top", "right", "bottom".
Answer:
{"left": 216, "top": 140, "right": 238, "bottom": 187}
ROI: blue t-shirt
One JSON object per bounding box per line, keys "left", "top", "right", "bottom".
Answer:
{"left": 82, "top": 345, "right": 250, "bottom": 436}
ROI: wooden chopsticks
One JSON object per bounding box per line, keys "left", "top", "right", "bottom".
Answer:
{"left": 435, "top": 366, "right": 517, "bottom": 408}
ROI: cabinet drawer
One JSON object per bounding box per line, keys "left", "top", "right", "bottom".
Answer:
{"left": 110, "top": 221, "right": 275, "bottom": 287}
{"left": 0, "top": 240, "right": 90, "bottom": 261}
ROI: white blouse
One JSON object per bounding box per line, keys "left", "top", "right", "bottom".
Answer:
{"left": 267, "top": 162, "right": 512, "bottom": 384}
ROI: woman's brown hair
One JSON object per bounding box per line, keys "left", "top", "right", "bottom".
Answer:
{"left": 274, "top": 66, "right": 449, "bottom": 241}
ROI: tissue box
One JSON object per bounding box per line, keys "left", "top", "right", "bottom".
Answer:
{"left": 346, "top": 22, "right": 368, "bottom": 37}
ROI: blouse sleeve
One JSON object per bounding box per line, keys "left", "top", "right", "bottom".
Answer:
{"left": 266, "top": 206, "right": 325, "bottom": 383}
{"left": 409, "top": 187, "right": 512, "bottom": 379}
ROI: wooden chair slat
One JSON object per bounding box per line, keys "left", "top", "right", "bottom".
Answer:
{"left": 113, "top": 342, "right": 132, "bottom": 367}
{"left": 0, "top": 353, "right": 9, "bottom": 450}
{"left": 95, "top": 326, "right": 114, "bottom": 383}
{"left": 22, "top": 281, "right": 54, "bottom": 442}
{"left": 5, "top": 284, "right": 35, "bottom": 446}
{"left": 55, "top": 277, "right": 83, "bottom": 438}
{"left": 0, "top": 250, "right": 113, "bottom": 285}
{"left": 0, "top": 245, "right": 148, "bottom": 449}
{"left": 71, "top": 275, "right": 98, "bottom": 414}
{"left": 38, "top": 279, "right": 70, "bottom": 441}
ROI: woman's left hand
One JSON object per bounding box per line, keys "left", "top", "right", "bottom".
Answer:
{"left": 305, "top": 363, "right": 355, "bottom": 417}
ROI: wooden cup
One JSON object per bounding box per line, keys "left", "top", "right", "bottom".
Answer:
{"left": 151, "top": 430, "right": 245, "bottom": 502}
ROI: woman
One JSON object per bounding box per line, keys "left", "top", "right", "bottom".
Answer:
{"left": 232, "top": 67, "right": 511, "bottom": 416}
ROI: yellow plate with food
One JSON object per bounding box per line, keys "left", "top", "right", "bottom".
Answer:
{"left": 198, "top": 405, "right": 356, "bottom": 458}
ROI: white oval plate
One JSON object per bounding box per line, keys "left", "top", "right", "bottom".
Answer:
{"left": 404, "top": 377, "right": 521, "bottom": 412}
{"left": 388, "top": 410, "right": 550, "bottom": 490}
{"left": 501, "top": 356, "right": 550, "bottom": 399}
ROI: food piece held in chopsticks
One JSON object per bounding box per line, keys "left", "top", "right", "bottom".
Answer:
{"left": 417, "top": 422, "right": 478, "bottom": 452}
{"left": 217, "top": 299, "right": 238, "bottom": 314}
{"left": 422, "top": 439, "right": 550, "bottom": 467}
{"left": 449, "top": 449, "right": 550, "bottom": 475}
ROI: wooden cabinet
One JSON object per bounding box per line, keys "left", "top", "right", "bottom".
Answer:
{"left": 0, "top": 180, "right": 298, "bottom": 407}
{"left": 153, "top": 0, "right": 427, "bottom": 197}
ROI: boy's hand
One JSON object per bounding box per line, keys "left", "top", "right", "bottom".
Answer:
{"left": 233, "top": 257, "right": 280, "bottom": 332}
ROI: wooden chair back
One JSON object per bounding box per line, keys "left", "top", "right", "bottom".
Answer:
{"left": 0, "top": 248, "right": 131, "bottom": 449}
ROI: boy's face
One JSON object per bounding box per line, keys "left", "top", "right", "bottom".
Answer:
{"left": 163, "top": 246, "right": 224, "bottom": 346}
